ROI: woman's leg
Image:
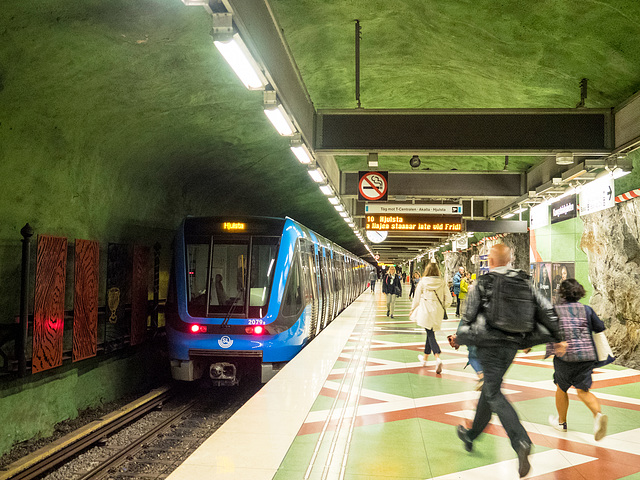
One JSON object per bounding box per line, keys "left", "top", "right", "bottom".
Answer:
{"left": 389, "top": 295, "right": 397, "bottom": 317}
{"left": 386, "top": 294, "right": 392, "bottom": 315}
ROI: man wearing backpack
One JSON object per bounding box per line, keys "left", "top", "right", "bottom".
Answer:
{"left": 454, "top": 244, "right": 567, "bottom": 478}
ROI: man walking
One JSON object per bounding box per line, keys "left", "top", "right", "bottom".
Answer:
{"left": 452, "top": 266, "right": 464, "bottom": 316}
{"left": 455, "top": 244, "right": 566, "bottom": 477}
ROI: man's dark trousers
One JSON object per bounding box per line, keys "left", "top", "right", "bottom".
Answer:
{"left": 467, "top": 345, "right": 531, "bottom": 451}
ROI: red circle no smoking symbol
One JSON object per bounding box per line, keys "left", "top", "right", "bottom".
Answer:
{"left": 359, "top": 172, "right": 387, "bottom": 201}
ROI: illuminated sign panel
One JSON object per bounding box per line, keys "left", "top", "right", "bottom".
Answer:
{"left": 222, "top": 222, "right": 246, "bottom": 231}
{"left": 365, "top": 215, "right": 462, "bottom": 232}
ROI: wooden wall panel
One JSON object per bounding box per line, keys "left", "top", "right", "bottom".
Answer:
{"left": 130, "top": 245, "right": 149, "bottom": 346}
{"left": 72, "top": 239, "right": 99, "bottom": 362}
{"left": 32, "top": 235, "right": 68, "bottom": 373}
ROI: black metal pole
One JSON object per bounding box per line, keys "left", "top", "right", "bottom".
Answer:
{"left": 355, "top": 19, "right": 361, "bottom": 109}
{"left": 18, "top": 223, "right": 34, "bottom": 376}
{"left": 152, "top": 242, "right": 160, "bottom": 330}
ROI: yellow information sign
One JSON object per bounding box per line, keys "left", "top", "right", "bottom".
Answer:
{"left": 365, "top": 215, "right": 462, "bottom": 232}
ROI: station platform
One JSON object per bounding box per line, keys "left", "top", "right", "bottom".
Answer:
{"left": 167, "top": 290, "right": 640, "bottom": 480}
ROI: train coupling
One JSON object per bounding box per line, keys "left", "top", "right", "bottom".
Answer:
{"left": 210, "top": 362, "right": 238, "bottom": 386}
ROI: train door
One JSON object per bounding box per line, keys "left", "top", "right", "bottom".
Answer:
{"left": 317, "top": 248, "right": 328, "bottom": 333}
{"left": 302, "top": 240, "right": 319, "bottom": 339}
{"left": 313, "top": 244, "right": 323, "bottom": 336}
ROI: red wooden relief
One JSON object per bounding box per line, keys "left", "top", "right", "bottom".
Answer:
{"left": 130, "top": 245, "right": 149, "bottom": 346}
{"left": 72, "top": 239, "right": 99, "bottom": 362}
{"left": 32, "top": 235, "right": 68, "bottom": 373}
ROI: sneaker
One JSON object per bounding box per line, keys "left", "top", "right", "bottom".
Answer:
{"left": 594, "top": 412, "right": 608, "bottom": 441}
{"left": 418, "top": 354, "right": 427, "bottom": 367}
{"left": 435, "top": 358, "right": 443, "bottom": 374}
{"left": 516, "top": 441, "right": 531, "bottom": 477}
{"left": 456, "top": 425, "right": 473, "bottom": 452}
{"left": 548, "top": 415, "right": 567, "bottom": 432}
{"left": 390, "top": 314, "right": 394, "bottom": 318}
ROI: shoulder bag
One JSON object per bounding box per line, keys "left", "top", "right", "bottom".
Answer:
{"left": 433, "top": 290, "right": 448, "bottom": 320}
{"left": 592, "top": 331, "right": 615, "bottom": 367}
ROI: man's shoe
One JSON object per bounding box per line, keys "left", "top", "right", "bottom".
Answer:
{"left": 435, "top": 358, "right": 443, "bottom": 374}
{"left": 390, "top": 314, "right": 394, "bottom": 318}
{"left": 594, "top": 412, "right": 608, "bottom": 441}
{"left": 516, "top": 441, "right": 531, "bottom": 478}
{"left": 456, "top": 425, "right": 473, "bottom": 452}
{"left": 548, "top": 415, "right": 567, "bottom": 432}
{"left": 386, "top": 310, "right": 390, "bottom": 316}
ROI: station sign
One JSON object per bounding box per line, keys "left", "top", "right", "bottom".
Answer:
{"left": 550, "top": 194, "right": 577, "bottom": 224}
{"left": 365, "top": 203, "right": 462, "bottom": 215}
{"left": 358, "top": 171, "right": 388, "bottom": 201}
{"left": 365, "top": 214, "right": 462, "bottom": 232}
{"left": 530, "top": 203, "right": 549, "bottom": 229}
{"left": 580, "top": 174, "right": 615, "bottom": 216}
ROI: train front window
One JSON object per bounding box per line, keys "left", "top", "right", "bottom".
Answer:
{"left": 185, "top": 235, "right": 279, "bottom": 318}
{"left": 249, "top": 238, "right": 279, "bottom": 317}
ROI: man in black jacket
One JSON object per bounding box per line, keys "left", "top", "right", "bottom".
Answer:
{"left": 455, "top": 244, "right": 566, "bottom": 478}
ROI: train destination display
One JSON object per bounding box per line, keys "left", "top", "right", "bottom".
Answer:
{"left": 365, "top": 215, "right": 462, "bottom": 232}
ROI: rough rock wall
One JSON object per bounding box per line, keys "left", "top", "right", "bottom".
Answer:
{"left": 581, "top": 198, "right": 640, "bottom": 368}
{"left": 503, "top": 233, "right": 529, "bottom": 271}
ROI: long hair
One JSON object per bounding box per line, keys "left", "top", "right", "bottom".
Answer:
{"left": 423, "top": 262, "right": 440, "bottom": 277}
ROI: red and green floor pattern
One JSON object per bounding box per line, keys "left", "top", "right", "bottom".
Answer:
{"left": 274, "top": 291, "right": 640, "bottom": 480}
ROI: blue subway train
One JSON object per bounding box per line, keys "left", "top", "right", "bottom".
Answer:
{"left": 166, "top": 216, "right": 371, "bottom": 385}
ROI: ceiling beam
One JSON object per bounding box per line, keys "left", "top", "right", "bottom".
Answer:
{"left": 316, "top": 109, "right": 613, "bottom": 154}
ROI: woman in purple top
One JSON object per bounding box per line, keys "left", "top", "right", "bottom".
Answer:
{"left": 548, "top": 279, "right": 608, "bottom": 441}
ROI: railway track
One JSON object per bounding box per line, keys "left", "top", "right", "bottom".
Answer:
{"left": 1, "top": 380, "right": 262, "bottom": 480}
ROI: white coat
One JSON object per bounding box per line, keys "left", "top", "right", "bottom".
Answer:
{"left": 409, "top": 276, "right": 452, "bottom": 331}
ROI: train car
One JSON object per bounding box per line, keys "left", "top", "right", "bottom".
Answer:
{"left": 166, "top": 216, "right": 371, "bottom": 385}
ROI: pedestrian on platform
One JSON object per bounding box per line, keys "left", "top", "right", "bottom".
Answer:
{"left": 410, "top": 262, "right": 451, "bottom": 374}
{"left": 454, "top": 244, "right": 567, "bottom": 478}
{"left": 369, "top": 269, "right": 378, "bottom": 293}
{"left": 452, "top": 266, "right": 465, "bottom": 317}
{"left": 382, "top": 266, "right": 402, "bottom": 318}
{"left": 409, "top": 271, "right": 420, "bottom": 299}
{"left": 547, "top": 279, "right": 608, "bottom": 441}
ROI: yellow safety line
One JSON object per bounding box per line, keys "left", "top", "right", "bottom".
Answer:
{"left": 0, "top": 386, "right": 171, "bottom": 480}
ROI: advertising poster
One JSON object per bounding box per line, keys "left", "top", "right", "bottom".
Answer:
{"left": 552, "top": 263, "right": 575, "bottom": 304}
{"left": 534, "top": 262, "right": 552, "bottom": 303}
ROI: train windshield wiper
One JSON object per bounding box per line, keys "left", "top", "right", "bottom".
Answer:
{"left": 221, "top": 288, "right": 243, "bottom": 328}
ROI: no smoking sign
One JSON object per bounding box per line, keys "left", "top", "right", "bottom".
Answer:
{"left": 358, "top": 171, "right": 388, "bottom": 201}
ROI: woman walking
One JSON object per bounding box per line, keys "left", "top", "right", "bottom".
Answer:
{"left": 409, "top": 262, "right": 451, "bottom": 374}
{"left": 382, "top": 266, "right": 402, "bottom": 318}
{"left": 548, "top": 279, "right": 608, "bottom": 441}
{"left": 409, "top": 272, "right": 420, "bottom": 298}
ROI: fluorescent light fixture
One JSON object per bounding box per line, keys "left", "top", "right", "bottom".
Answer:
{"left": 556, "top": 152, "right": 574, "bottom": 165}
{"left": 513, "top": 207, "right": 526, "bottom": 214}
{"left": 308, "top": 168, "right": 324, "bottom": 183}
{"left": 334, "top": 204, "right": 345, "bottom": 212}
{"left": 368, "top": 153, "right": 379, "bottom": 167}
{"left": 613, "top": 169, "right": 631, "bottom": 179}
{"left": 214, "top": 33, "right": 268, "bottom": 90}
{"left": 339, "top": 211, "right": 349, "bottom": 218}
{"left": 502, "top": 212, "right": 516, "bottom": 218}
{"left": 328, "top": 196, "right": 340, "bottom": 205}
{"left": 348, "top": 223, "right": 355, "bottom": 228}
{"left": 467, "top": 232, "right": 474, "bottom": 237}
{"left": 320, "top": 185, "right": 333, "bottom": 195}
{"left": 291, "top": 144, "right": 312, "bottom": 164}
{"left": 182, "top": 0, "right": 208, "bottom": 5}
{"left": 264, "top": 105, "right": 295, "bottom": 136}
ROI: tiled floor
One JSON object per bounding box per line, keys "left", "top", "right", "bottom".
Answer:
{"left": 168, "top": 290, "right": 640, "bottom": 480}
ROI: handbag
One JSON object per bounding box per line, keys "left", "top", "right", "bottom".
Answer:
{"left": 592, "top": 331, "right": 615, "bottom": 367}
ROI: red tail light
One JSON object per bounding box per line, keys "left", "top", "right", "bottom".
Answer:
{"left": 244, "top": 325, "right": 266, "bottom": 335}
{"left": 190, "top": 324, "right": 206, "bottom": 333}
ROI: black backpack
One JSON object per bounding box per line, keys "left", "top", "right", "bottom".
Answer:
{"left": 478, "top": 271, "right": 536, "bottom": 333}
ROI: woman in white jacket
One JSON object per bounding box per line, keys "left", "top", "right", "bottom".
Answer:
{"left": 409, "top": 262, "right": 452, "bottom": 374}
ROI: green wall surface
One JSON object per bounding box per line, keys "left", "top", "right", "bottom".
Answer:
{"left": 0, "top": 345, "right": 167, "bottom": 457}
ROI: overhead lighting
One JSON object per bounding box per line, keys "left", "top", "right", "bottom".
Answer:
{"left": 556, "top": 152, "right": 574, "bottom": 165}
{"left": 368, "top": 153, "right": 379, "bottom": 168}
{"left": 334, "top": 204, "right": 345, "bottom": 212}
{"left": 328, "top": 196, "right": 340, "bottom": 205}
{"left": 348, "top": 223, "right": 355, "bottom": 228}
{"left": 612, "top": 168, "right": 631, "bottom": 179}
{"left": 264, "top": 91, "right": 295, "bottom": 136}
{"left": 308, "top": 168, "right": 325, "bottom": 183}
{"left": 366, "top": 231, "right": 388, "bottom": 243}
{"left": 213, "top": 29, "right": 268, "bottom": 90}
{"left": 319, "top": 185, "right": 333, "bottom": 195}
{"left": 290, "top": 135, "right": 313, "bottom": 164}
{"left": 502, "top": 212, "right": 516, "bottom": 218}
{"left": 340, "top": 212, "right": 349, "bottom": 218}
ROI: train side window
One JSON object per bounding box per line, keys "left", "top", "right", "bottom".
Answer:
{"left": 282, "top": 252, "right": 303, "bottom": 317}
{"left": 186, "top": 242, "right": 210, "bottom": 316}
